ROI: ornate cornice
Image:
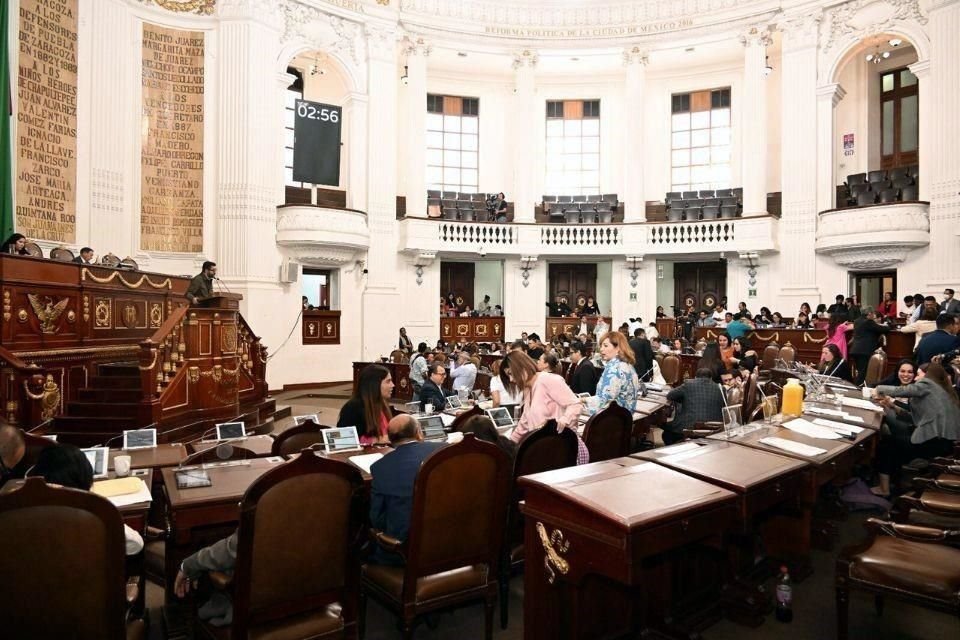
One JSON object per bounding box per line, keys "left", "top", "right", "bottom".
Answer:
{"left": 282, "top": 2, "right": 365, "bottom": 64}
{"left": 739, "top": 24, "right": 773, "bottom": 47}
{"left": 137, "top": 0, "right": 217, "bottom": 15}
{"left": 365, "top": 21, "right": 399, "bottom": 61}
{"left": 511, "top": 49, "right": 538, "bottom": 69}
{"left": 622, "top": 46, "right": 649, "bottom": 66}
{"left": 403, "top": 35, "right": 431, "bottom": 56}
{"left": 820, "top": 0, "right": 927, "bottom": 56}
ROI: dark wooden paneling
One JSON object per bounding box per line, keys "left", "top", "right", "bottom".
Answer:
{"left": 439, "top": 317, "right": 504, "bottom": 342}
{"left": 548, "top": 263, "right": 597, "bottom": 309}
{"left": 674, "top": 261, "right": 726, "bottom": 312}
{"left": 303, "top": 310, "right": 341, "bottom": 345}
{"left": 441, "top": 262, "right": 475, "bottom": 310}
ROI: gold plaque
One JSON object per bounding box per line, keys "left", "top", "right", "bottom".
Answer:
{"left": 149, "top": 303, "right": 163, "bottom": 328}
{"left": 95, "top": 299, "right": 111, "bottom": 328}
{"left": 122, "top": 304, "right": 137, "bottom": 329}
{"left": 221, "top": 325, "right": 238, "bottom": 353}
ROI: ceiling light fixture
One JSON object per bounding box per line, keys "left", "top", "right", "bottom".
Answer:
{"left": 309, "top": 54, "right": 326, "bottom": 76}
{"left": 400, "top": 64, "right": 409, "bottom": 86}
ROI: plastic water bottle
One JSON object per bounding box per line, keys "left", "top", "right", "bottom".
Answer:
{"left": 775, "top": 565, "right": 793, "bottom": 623}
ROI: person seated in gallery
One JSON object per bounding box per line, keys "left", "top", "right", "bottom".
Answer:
{"left": 27, "top": 444, "right": 144, "bottom": 556}
{"left": 696, "top": 310, "right": 716, "bottom": 328}
{"left": 580, "top": 296, "right": 600, "bottom": 316}
{"left": 827, "top": 294, "right": 848, "bottom": 318}
{"left": 369, "top": 415, "right": 445, "bottom": 565}
{"left": 338, "top": 365, "right": 393, "bottom": 445}
{"left": 444, "top": 292, "right": 460, "bottom": 316}
{"left": 476, "top": 294, "right": 492, "bottom": 314}
{"left": 546, "top": 295, "right": 572, "bottom": 317}
{"left": 794, "top": 311, "right": 813, "bottom": 329}
{"left": 664, "top": 368, "right": 725, "bottom": 445}
{"left": 71, "top": 247, "right": 95, "bottom": 264}
{"left": 0, "top": 233, "right": 29, "bottom": 255}
{"left": 186, "top": 261, "right": 216, "bottom": 305}
{"left": 419, "top": 363, "right": 450, "bottom": 413}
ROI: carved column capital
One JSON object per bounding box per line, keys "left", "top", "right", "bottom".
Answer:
{"left": 512, "top": 49, "right": 538, "bottom": 70}
{"left": 622, "top": 46, "right": 649, "bottom": 66}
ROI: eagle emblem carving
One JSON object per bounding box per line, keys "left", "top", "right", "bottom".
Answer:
{"left": 27, "top": 295, "right": 70, "bottom": 334}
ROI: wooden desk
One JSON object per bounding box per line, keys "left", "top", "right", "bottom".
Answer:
{"left": 160, "top": 457, "right": 287, "bottom": 600}
{"left": 520, "top": 458, "right": 738, "bottom": 639}
{"left": 440, "top": 316, "right": 505, "bottom": 342}
{"left": 803, "top": 401, "right": 884, "bottom": 431}
{"left": 317, "top": 445, "right": 393, "bottom": 485}
{"left": 546, "top": 316, "right": 612, "bottom": 340}
{"left": 108, "top": 444, "right": 188, "bottom": 472}
{"left": 188, "top": 435, "right": 275, "bottom": 457}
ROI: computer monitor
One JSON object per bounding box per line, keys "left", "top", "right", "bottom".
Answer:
{"left": 81, "top": 447, "right": 110, "bottom": 479}
{"left": 416, "top": 415, "right": 447, "bottom": 440}
{"left": 215, "top": 422, "right": 246, "bottom": 441}
{"left": 321, "top": 426, "right": 361, "bottom": 453}
{"left": 485, "top": 407, "right": 515, "bottom": 430}
{"left": 122, "top": 428, "right": 157, "bottom": 450}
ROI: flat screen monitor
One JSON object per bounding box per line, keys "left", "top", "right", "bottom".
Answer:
{"left": 486, "top": 407, "right": 515, "bottom": 429}
{"left": 122, "top": 428, "right": 157, "bottom": 450}
{"left": 321, "top": 426, "right": 361, "bottom": 453}
{"left": 416, "top": 415, "right": 446, "bottom": 440}
{"left": 215, "top": 422, "right": 246, "bottom": 441}
{"left": 445, "top": 395, "right": 462, "bottom": 410}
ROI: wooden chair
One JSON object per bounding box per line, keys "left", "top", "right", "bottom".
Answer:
{"left": 660, "top": 353, "right": 681, "bottom": 385}
{"left": 197, "top": 450, "right": 365, "bottom": 640}
{"left": 743, "top": 370, "right": 759, "bottom": 421}
{"left": 581, "top": 402, "right": 632, "bottom": 463}
{"left": 182, "top": 444, "right": 258, "bottom": 466}
{"left": 23, "top": 241, "right": 43, "bottom": 258}
{"left": 778, "top": 342, "right": 796, "bottom": 364}
{"left": 50, "top": 246, "right": 75, "bottom": 262}
{"left": 760, "top": 342, "right": 780, "bottom": 370}
{"left": 864, "top": 348, "right": 888, "bottom": 387}
{"left": 449, "top": 404, "right": 483, "bottom": 431}
{"left": 389, "top": 349, "right": 408, "bottom": 364}
{"left": 271, "top": 420, "right": 326, "bottom": 455}
{"left": 500, "top": 420, "right": 578, "bottom": 628}
{"left": 361, "top": 435, "right": 511, "bottom": 640}
{"left": 0, "top": 478, "right": 145, "bottom": 639}
{"left": 836, "top": 518, "right": 960, "bottom": 640}
{"left": 21, "top": 429, "right": 57, "bottom": 468}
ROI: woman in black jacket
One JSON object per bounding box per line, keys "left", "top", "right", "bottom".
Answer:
{"left": 817, "top": 344, "right": 853, "bottom": 382}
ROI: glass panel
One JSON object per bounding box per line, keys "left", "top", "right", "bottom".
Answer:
{"left": 711, "top": 146, "right": 731, "bottom": 163}
{"left": 563, "top": 171, "right": 580, "bottom": 188}
{"left": 882, "top": 100, "right": 894, "bottom": 155}
{"left": 462, "top": 169, "right": 478, "bottom": 187}
{"left": 901, "top": 68, "right": 917, "bottom": 87}
{"left": 583, "top": 171, "right": 599, "bottom": 187}
{"left": 546, "top": 138, "right": 564, "bottom": 154}
{"left": 711, "top": 164, "right": 731, "bottom": 185}
{"left": 901, "top": 94, "right": 918, "bottom": 152}
{"left": 711, "top": 108, "right": 730, "bottom": 126}
{"left": 691, "top": 148, "right": 710, "bottom": 165}
{"left": 444, "top": 115, "right": 461, "bottom": 132}
{"left": 546, "top": 155, "right": 563, "bottom": 171}
{"left": 691, "top": 111, "right": 710, "bottom": 129}
{"left": 671, "top": 149, "right": 690, "bottom": 167}
{"left": 461, "top": 117, "right": 479, "bottom": 133}
{"left": 563, "top": 155, "right": 581, "bottom": 171}
{"left": 546, "top": 120, "right": 564, "bottom": 137}
{"left": 563, "top": 137, "right": 581, "bottom": 154}
{"left": 582, "top": 153, "right": 600, "bottom": 170}
{"left": 443, "top": 167, "right": 461, "bottom": 183}
{"left": 461, "top": 152, "right": 478, "bottom": 169}
{"left": 427, "top": 113, "right": 444, "bottom": 131}
{"left": 691, "top": 165, "right": 710, "bottom": 183}
{"left": 671, "top": 113, "right": 690, "bottom": 131}
{"left": 443, "top": 132, "right": 461, "bottom": 150}
{"left": 427, "top": 167, "right": 442, "bottom": 183}
{"left": 427, "top": 149, "right": 443, "bottom": 165}
{"left": 564, "top": 119, "right": 582, "bottom": 136}
{"left": 672, "top": 131, "right": 690, "bottom": 148}
{"left": 672, "top": 167, "right": 690, "bottom": 183}
{"left": 691, "top": 129, "right": 710, "bottom": 147}
{"left": 582, "top": 137, "right": 600, "bottom": 153}
{"left": 582, "top": 119, "right": 600, "bottom": 136}
{"left": 691, "top": 182, "right": 710, "bottom": 191}
{"left": 426, "top": 131, "right": 443, "bottom": 148}
{"left": 881, "top": 73, "right": 894, "bottom": 93}
{"left": 462, "top": 134, "right": 478, "bottom": 151}
{"left": 444, "top": 150, "right": 461, "bottom": 167}
{"left": 672, "top": 184, "right": 689, "bottom": 192}
{"left": 711, "top": 127, "right": 731, "bottom": 145}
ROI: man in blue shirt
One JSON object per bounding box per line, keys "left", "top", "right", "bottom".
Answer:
{"left": 369, "top": 415, "right": 444, "bottom": 565}
{"left": 916, "top": 313, "right": 960, "bottom": 365}
{"left": 725, "top": 314, "right": 752, "bottom": 340}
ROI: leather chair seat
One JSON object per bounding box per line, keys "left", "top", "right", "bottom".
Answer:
{"left": 203, "top": 605, "right": 344, "bottom": 640}
{"left": 920, "top": 489, "right": 960, "bottom": 514}
{"left": 363, "top": 563, "right": 488, "bottom": 604}
{"left": 127, "top": 619, "right": 146, "bottom": 640}
{"left": 847, "top": 536, "right": 960, "bottom": 601}
{"left": 907, "top": 509, "right": 960, "bottom": 529}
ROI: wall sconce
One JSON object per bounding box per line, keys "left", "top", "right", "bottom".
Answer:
{"left": 520, "top": 256, "right": 538, "bottom": 288}
{"left": 625, "top": 256, "right": 643, "bottom": 288}
{"left": 400, "top": 65, "right": 409, "bottom": 86}
{"left": 413, "top": 251, "right": 436, "bottom": 286}
{"left": 656, "top": 263, "right": 664, "bottom": 280}
{"left": 763, "top": 55, "right": 773, "bottom": 76}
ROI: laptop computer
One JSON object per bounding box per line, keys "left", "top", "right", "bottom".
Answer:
{"left": 215, "top": 422, "right": 246, "bottom": 441}
{"left": 81, "top": 446, "right": 110, "bottom": 479}
{"left": 445, "top": 395, "right": 462, "bottom": 410}
{"left": 416, "top": 415, "right": 447, "bottom": 440}
{"left": 321, "top": 426, "right": 362, "bottom": 453}
{"left": 122, "top": 428, "right": 157, "bottom": 450}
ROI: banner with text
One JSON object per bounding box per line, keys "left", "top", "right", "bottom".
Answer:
{"left": 141, "top": 24, "right": 204, "bottom": 253}
{"left": 16, "top": 0, "right": 78, "bottom": 244}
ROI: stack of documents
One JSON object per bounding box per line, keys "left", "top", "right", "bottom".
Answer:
{"left": 759, "top": 436, "right": 828, "bottom": 457}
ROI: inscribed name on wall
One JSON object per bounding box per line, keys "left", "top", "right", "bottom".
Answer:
{"left": 141, "top": 24, "right": 204, "bottom": 253}
{"left": 16, "top": 0, "right": 79, "bottom": 244}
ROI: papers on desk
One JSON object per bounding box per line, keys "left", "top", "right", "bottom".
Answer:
{"left": 811, "top": 418, "right": 863, "bottom": 436}
{"left": 661, "top": 442, "right": 702, "bottom": 456}
{"left": 759, "top": 436, "right": 828, "bottom": 457}
{"left": 92, "top": 477, "right": 152, "bottom": 507}
{"left": 840, "top": 396, "right": 884, "bottom": 412}
{"left": 348, "top": 453, "right": 384, "bottom": 474}
{"left": 782, "top": 418, "right": 844, "bottom": 440}
{"left": 803, "top": 405, "right": 866, "bottom": 423}
{"left": 439, "top": 413, "right": 456, "bottom": 427}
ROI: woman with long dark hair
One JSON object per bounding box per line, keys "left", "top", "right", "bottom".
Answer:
{"left": 816, "top": 343, "right": 852, "bottom": 382}
{"left": 0, "top": 233, "right": 28, "bottom": 255}
{"left": 698, "top": 342, "right": 726, "bottom": 383}
{"left": 717, "top": 333, "right": 734, "bottom": 370}
{"left": 490, "top": 355, "right": 524, "bottom": 407}
{"left": 729, "top": 335, "right": 758, "bottom": 373}
{"left": 337, "top": 365, "right": 393, "bottom": 445}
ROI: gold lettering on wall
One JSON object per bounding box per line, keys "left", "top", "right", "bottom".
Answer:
{"left": 140, "top": 24, "right": 204, "bottom": 253}
{"left": 15, "top": 0, "right": 79, "bottom": 244}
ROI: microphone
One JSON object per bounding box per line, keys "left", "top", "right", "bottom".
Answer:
{"left": 96, "top": 433, "right": 126, "bottom": 448}
{"left": 214, "top": 276, "right": 232, "bottom": 293}
{"left": 827, "top": 360, "right": 844, "bottom": 379}
{"left": 638, "top": 366, "right": 654, "bottom": 382}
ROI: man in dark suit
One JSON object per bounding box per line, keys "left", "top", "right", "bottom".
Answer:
{"left": 526, "top": 334, "right": 545, "bottom": 361}
{"left": 664, "top": 368, "right": 725, "bottom": 445}
{"left": 567, "top": 342, "right": 599, "bottom": 395}
{"left": 916, "top": 313, "right": 960, "bottom": 365}
{"left": 849, "top": 307, "right": 892, "bottom": 384}
{"left": 419, "top": 363, "right": 449, "bottom": 412}
{"left": 827, "top": 294, "right": 848, "bottom": 318}
{"left": 628, "top": 328, "right": 655, "bottom": 382}
{"left": 545, "top": 296, "right": 572, "bottom": 317}
{"left": 369, "top": 415, "right": 445, "bottom": 565}
{"left": 72, "top": 247, "right": 94, "bottom": 264}
{"left": 942, "top": 289, "right": 960, "bottom": 315}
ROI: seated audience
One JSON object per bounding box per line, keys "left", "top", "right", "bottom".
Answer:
{"left": 590, "top": 331, "right": 639, "bottom": 414}
{"left": 872, "top": 363, "right": 960, "bottom": 496}
{"left": 581, "top": 296, "right": 600, "bottom": 316}
{"left": 338, "top": 364, "right": 393, "bottom": 445}
{"left": 696, "top": 310, "right": 716, "bottom": 327}
{"left": 0, "top": 233, "right": 28, "bottom": 255}
{"left": 567, "top": 342, "right": 600, "bottom": 396}
{"left": 537, "top": 352, "right": 562, "bottom": 375}
{"left": 526, "top": 334, "right": 545, "bottom": 360}
{"left": 717, "top": 333, "right": 734, "bottom": 370}
{"left": 449, "top": 351, "right": 478, "bottom": 392}
{"left": 419, "top": 363, "right": 450, "bottom": 412}
{"left": 698, "top": 342, "right": 727, "bottom": 383}
{"left": 0, "top": 424, "right": 26, "bottom": 488}
{"left": 729, "top": 335, "right": 758, "bottom": 372}
{"left": 816, "top": 344, "right": 853, "bottom": 382}
{"left": 770, "top": 312, "right": 786, "bottom": 328}
{"left": 850, "top": 307, "right": 891, "bottom": 385}
{"left": 737, "top": 301, "right": 752, "bottom": 319}
{"left": 490, "top": 356, "right": 524, "bottom": 407}
{"left": 369, "top": 415, "right": 445, "bottom": 565}
{"left": 656, "top": 305, "right": 667, "bottom": 318}
{"left": 815, "top": 303, "right": 828, "bottom": 319}
{"left": 458, "top": 414, "right": 517, "bottom": 459}
{"left": 664, "top": 368, "right": 725, "bottom": 445}
{"left": 794, "top": 312, "right": 813, "bottom": 329}
{"left": 27, "top": 444, "right": 143, "bottom": 556}
{"left": 916, "top": 313, "right": 960, "bottom": 365}
{"left": 798, "top": 302, "right": 812, "bottom": 318}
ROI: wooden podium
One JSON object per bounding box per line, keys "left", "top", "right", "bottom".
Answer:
{"left": 196, "top": 292, "right": 243, "bottom": 310}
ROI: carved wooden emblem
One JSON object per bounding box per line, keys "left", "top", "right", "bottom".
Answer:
{"left": 150, "top": 303, "right": 163, "bottom": 328}
{"left": 456, "top": 323, "right": 469, "bottom": 336}
{"left": 307, "top": 322, "right": 317, "bottom": 336}
{"left": 475, "top": 323, "right": 488, "bottom": 337}
{"left": 324, "top": 322, "right": 335, "bottom": 337}
{"left": 2, "top": 290, "right": 10, "bottom": 322}
{"left": 221, "top": 325, "right": 238, "bottom": 353}
{"left": 536, "top": 522, "right": 570, "bottom": 584}
{"left": 27, "top": 294, "right": 70, "bottom": 334}
{"left": 94, "top": 299, "right": 111, "bottom": 328}
{"left": 493, "top": 323, "right": 501, "bottom": 336}
{"left": 122, "top": 303, "right": 138, "bottom": 329}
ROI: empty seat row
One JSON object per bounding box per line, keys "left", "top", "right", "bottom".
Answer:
{"left": 667, "top": 197, "right": 740, "bottom": 209}
{"left": 846, "top": 165, "right": 918, "bottom": 187}
{"left": 427, "top": 190, "right": 488, "bottom": 202}
{"left": 849, "top": 184, "right": 919, "bottom": 207}
{"left": 545, "top": 205, "right": 615, "bottom": 224}
{"left": 667, "top": 204, "right": 741, "bottom": 222}
{"left": 667, "top": 188, "right": 742, "bottom": 201}
{"left": 543, "top": 194, "right": 619, "bottom": 206}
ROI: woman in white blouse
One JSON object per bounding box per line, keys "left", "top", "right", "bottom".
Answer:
{"left": 490, "top": 356, "right": 524, "bottom": 407}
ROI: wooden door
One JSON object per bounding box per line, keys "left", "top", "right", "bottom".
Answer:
{"left": 549, "top": 263, "right": 597, "bottom": 309}
{"left": 441, "top": 262, "right": 475, "bottom": 310}
{"left": 673, "top": 262, "right": 726, "bottom": 312}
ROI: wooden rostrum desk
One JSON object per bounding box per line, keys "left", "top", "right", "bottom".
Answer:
{"left": 519, "top": 457, "right": 739, "bottom": 639}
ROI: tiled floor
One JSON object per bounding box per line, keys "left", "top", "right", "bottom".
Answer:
{"left": 144, "top": 385, "right": 958, "bottom": 639}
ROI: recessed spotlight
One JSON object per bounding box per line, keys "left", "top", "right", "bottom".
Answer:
{"left": 570, "top": 57, "right": 579, "bottom": 61}
{"left": 457, "top": 52, "right": 468, "bottom": 57}
{"left": 685, "top": 47, "right": 695, "bottom": 52}
{"left": 889, "top": 38, "right": 902, "bottom": 47}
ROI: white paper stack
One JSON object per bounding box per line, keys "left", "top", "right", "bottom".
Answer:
{"left": 348, "top": 453, "right": 384, "bottom": 474}
{"left": 811, "top": 418, "right": 863, "bottom": 436}
{"left": 92, "top": 477, "right": 153, "bottom": 507}
{"left": 782, "top": 418, "right": 844, "bottom": 440}
{"left": 840, "top": 397, "right": 884, "bottom": 412}
{"left": 759, "top": 436, "right": 828, "bottom": 457}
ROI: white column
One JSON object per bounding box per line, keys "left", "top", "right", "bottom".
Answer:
{"left": 740, "top": 27, "right": 772, "bottom": 216}
{"left": 275, "top": 72, "right": 296, "bottom": 208}
{"left": 361, "top": 22, "right": 401, "bottom": 359}
{"left": 622, "top": 47, "right": 648, "bottom": 222}
{"left": 815, "top": 84, "right": 845, "bottom": 213}
{"left": 777, "top": 15, "right": 821, "bottom": 307}
{"left": 402, "top": 37, "right": 429, "bottom": 217}
{"left": 512, "top": 51, "right": 537, "bottom": 223}
{"left": 343, "top": 92, "right": 369, "bottom": 212}
{"left": 907, "top": 60, "right": 930, "bottom": 202}
{"left": 924, "top": 0, "right": 960, "bottom": 277}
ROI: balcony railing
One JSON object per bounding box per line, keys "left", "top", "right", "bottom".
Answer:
{"left": 815, "top": 201, "right": 929, "bottom": 269}
{"left": 400, "top": 215, "right": 778, "bottom": 257}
